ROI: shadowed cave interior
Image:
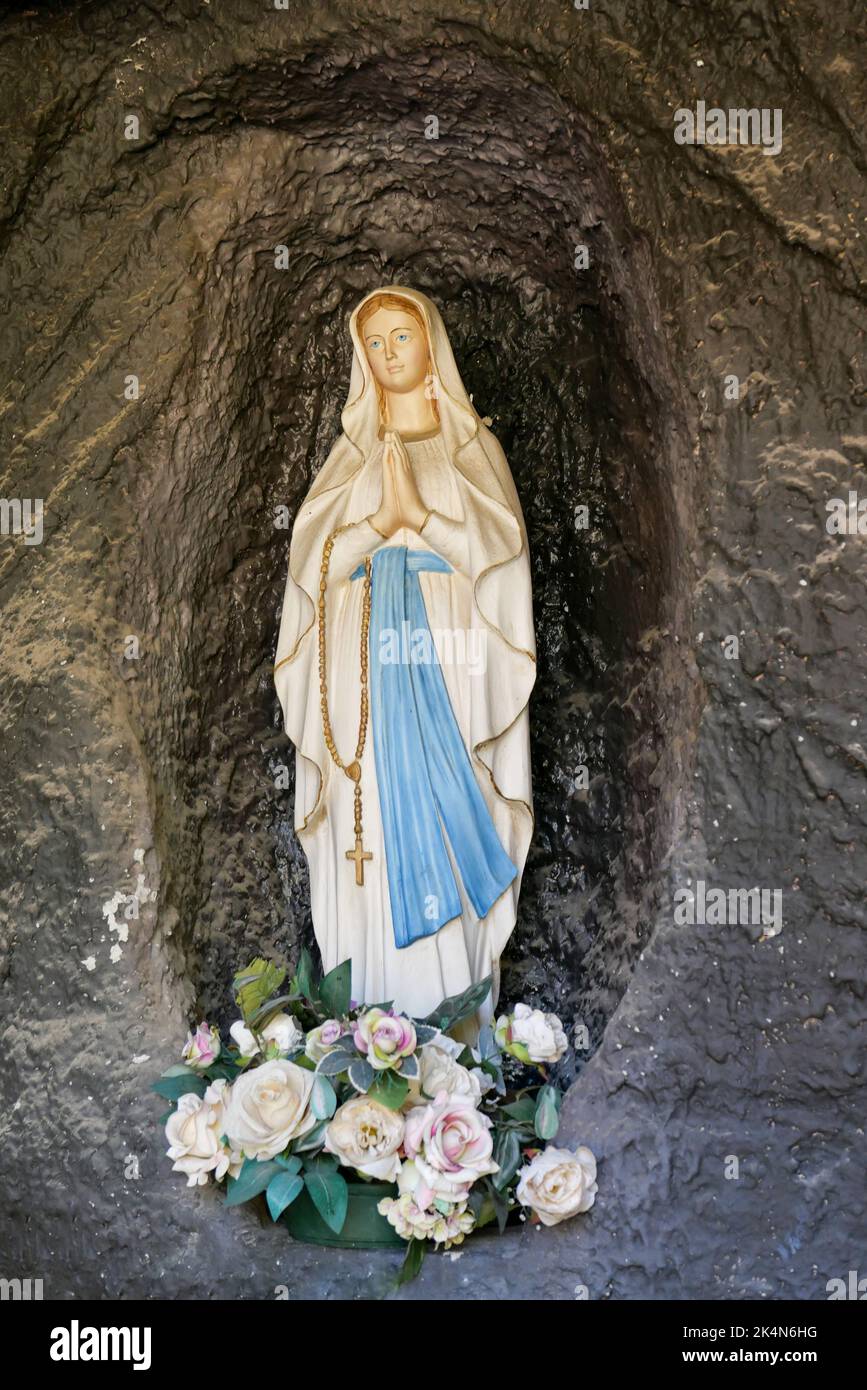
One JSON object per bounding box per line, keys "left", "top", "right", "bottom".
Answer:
{"left": 118, "top": 47, "right": 695, "bottom": 1086}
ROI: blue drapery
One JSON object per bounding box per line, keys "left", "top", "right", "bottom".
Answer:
{"left": 351, "top": 545, "right": 517, "bottom": 949}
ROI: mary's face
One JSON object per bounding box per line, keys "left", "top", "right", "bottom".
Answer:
{"left": 361, "top": 306, "right": 430, "bottom": 396}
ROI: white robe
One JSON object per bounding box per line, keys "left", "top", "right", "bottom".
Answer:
{"left": 273, "top": 288, "right": 535, "bottom": 1044}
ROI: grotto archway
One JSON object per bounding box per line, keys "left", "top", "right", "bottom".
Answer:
{"left": 117, "top": 44, "right": 697, "bottom": 1082}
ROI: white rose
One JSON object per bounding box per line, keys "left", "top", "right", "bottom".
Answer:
{"left": 404, "top": 1044, "right": 483, "bottom": 1109}
{"left": 230, "top": 1020, "right": 259, "bottom": 1057}
{"left": 510, "top": 1004, "right": 569, "bottom": 1064}
{"left": 516, "top": 1145, "right": 597, "bottom": 1226}
{"left": 323, "top": 1096, "right": 405, "bottom": 1182}
{"left": 230, "top": 1012, "right": 304, "bottom": 1059}
{"left": 223, "top": 1058, "right": 317, "bottom": 1160}
{"left": 263, "top": 1012, "right": 305, "bottom": 1054}
{"left": 165, "top": 1080, "right": 241, "bottom": 1187}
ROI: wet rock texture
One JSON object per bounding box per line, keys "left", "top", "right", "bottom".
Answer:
{"left": 0, "top": 0, "right": 863, "bottom": 1298}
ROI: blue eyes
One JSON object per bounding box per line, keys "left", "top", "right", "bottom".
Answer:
{"left": 368, "top": 332, "right": 412, "bottom": 351}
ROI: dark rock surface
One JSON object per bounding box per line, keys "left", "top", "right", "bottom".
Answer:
{"left": 0, "top": 0, "right": 863, "bottom": 1299}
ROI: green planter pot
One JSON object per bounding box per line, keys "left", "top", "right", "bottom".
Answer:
{"left": 283, "top": 1178, "right": 406, "bottom": 1250}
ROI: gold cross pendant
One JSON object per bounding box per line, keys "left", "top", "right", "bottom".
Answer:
{"left": 346, "top": 835, "right": 372, "bottom": 886}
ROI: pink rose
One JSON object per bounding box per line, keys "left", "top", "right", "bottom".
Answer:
{"left": 181, "top": 1022, "right": 220, "bottom": 1070}
{"left": 353, "top": 1007, "right": 416, "bottom": 1071}
{"left": 403, "top": 1090, "right": 499, "bottom": 1204}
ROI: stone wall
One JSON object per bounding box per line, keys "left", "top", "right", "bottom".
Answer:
{"left": 0, "top": 0, "right": 863, "bottom": 1298}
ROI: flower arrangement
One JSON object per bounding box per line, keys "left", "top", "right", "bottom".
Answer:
{"left": 155, "top": 953, "right": 598, "bottom": 1283}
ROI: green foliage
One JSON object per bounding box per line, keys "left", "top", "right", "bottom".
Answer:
{"left": 398, "top": 1052, "right": 419, "bottom": 1080}
{"left": 348, "top": 1057, "right": 375, "bottom": 1093}
{"left": 534, "top": 1084, "right": 562, "bottom": 1141}
{"left": 422, "top": 975, "right": 493, "bottom": 1032}
{"left": 303, "top": 1158, "right": 348, "bottom": 1234}
{"left": 492, "top": 1128, "right": 522, "bottom": 1191}
{"left": 467, "top": 1187, "right": 498, "bottom": 1230}
{"left": 248, "top": 994, "right": 298, "bottom": 1031}
{"left": 293, "top": 1119, "right": 329, "bottom": 1153}
{"left": 368, "top": 1069, "right": 409, "bottom": 1110}
{"left": 266, "top": 1171, "right": 304, "bottom": 1221}
{"left": 319, "top": 960, "right": 352, "bottom": 1018}
{"left": 292, "top": 948, "right": 319, "bottom": 1006}
{"left": 311, "top": 1073, "right": 337, "bottom": 1120}
{"left": 396, "top": 1237, "right": 427, "bottom": 1286}
{"left": 225, "top": 1158, "right": 284, "bottom": 1207}
{"left": 485, "top": 1177, "right": 512, "bottom": 1233}
{"left": 233, "top": 959, "right": 286, "bottom": 1025}
{"left": 317, "top": 1046, "right": 358, "bottom": 1076}
{"left": 151, "top": 1066, "right": 206, "bottom": 1103}
{"left": 501, "top": 1096, "right": 537, "bottom": 1125}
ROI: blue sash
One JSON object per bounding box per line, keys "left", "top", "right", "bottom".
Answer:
{"left": 351, "top": 546, "right": 517, "bottom": 948}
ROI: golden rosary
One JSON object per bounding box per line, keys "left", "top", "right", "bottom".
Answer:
{"left": 318, "top": 525, "right": 373, "bottom": 885}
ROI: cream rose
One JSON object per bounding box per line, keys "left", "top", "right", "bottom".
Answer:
{"left": 222, "top": 1058, "right": 317, "bottom": 1160}
{"left": 495, "top": 1003, "right": 568, "bottom": 1065}
{"left": 165, "top": 1080, "right": 241, "bottom": 1187}
{"left": 516, "top": 1145, "right": 597, "bottom": 1226}
{"left": 323, "top": 1096, "right": 405, "bottom": 1181}
{"left": 229, "top": 1011, "right": 304, "bottom": 1059}
{"left": 403, "top": 1044, "right": 483, "bottom": 1109}
{"left": 403, "top": 1090, "right": 499, "bottom": 1204}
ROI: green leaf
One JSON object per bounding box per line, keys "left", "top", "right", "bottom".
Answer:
{"left": 467, "top": 1189, "right": 498, "bottom": 1230}
{"left": 303, "top": 1168, "right": 348, "bottom": 1235}
{"left": 477, "top": 1025, "right": 500, "bottom": 1060}
{"left": 233, "top": 958, "right": 286, "bottom": 1024}
{"left": 292, "top": 1119, "right": 328, "bottom": 1153}
{"left": 348, "top": 1057, "right": 375, "bottom": 1093}
{"left": 311, "top": 1073, "right": 337, "bottom": 1120}
{"left": 225, "top": 1157, "right": 284, "bottom": 1206}
{"left": 249, "top": 994, "right": 299, "bottom": 1030}
{"left": 266, "top": 1171, "right": 304, "bottom": 1221}
{"left": 534, "top": 1084, "right": 561, "bottom": 1141}
{"left": 489, "top": 1180, "right": 511, "bottom": 1233}
{"left": 396, "top": 1237, "right": 427, "bottom": 1286}
{"left": 501, "top": 1097, "right": 537, "bottom": 1125}
{"left": 413, "top": 1024, "right": 440, "bottom": 1045}
{"left": 294, "top": 948, "right": 319, "bottom": 1004}
{"left": 274, "top": 1154, "right": 303, "bottom": 1175}
{"left": 320, "top": 960, "right": 352, "bottom": 1018}
{"left": 202, "top": 1060, "right": 241, "bottom": 1082}
{"left": 368, "top": 1069, "right": 409, "bottom": 1110}
{"left": 398, "top": 1052, "right": 419, "bottom": 1080}
{"left": 151, "top": 1071, "right": 207, "bottom": 1103}
{"left": 492, "top": 1128, "right": 522, "bottom": 1191}
{"left": 303, "top": 1152, "right": 339, "bottom": 1173}
{"left": 316, "top": 1047, "right": 357, "bottom": 1076}
{"left": 482, "top": 1057, "right": 506, "bottom": 1096}
{"left": 422, "top": 975, "right": 493, "bottom": 1031}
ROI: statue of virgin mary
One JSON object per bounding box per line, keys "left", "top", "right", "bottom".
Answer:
{"left": 273, "top": 287, "right": 535, "bottom": 1043}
